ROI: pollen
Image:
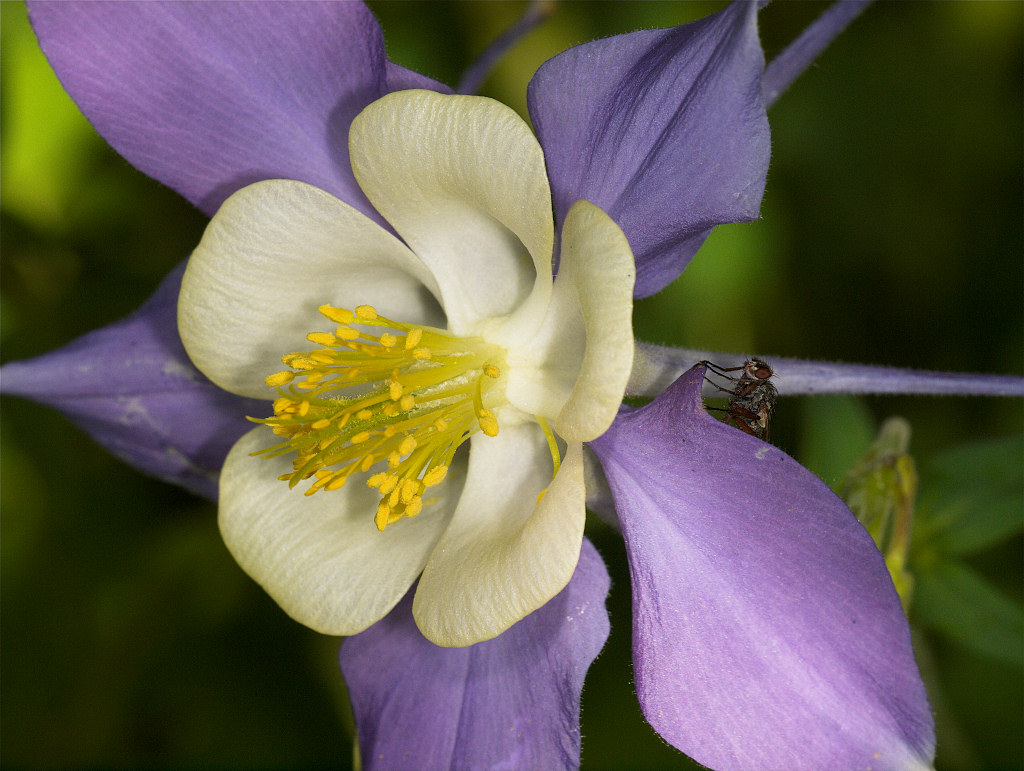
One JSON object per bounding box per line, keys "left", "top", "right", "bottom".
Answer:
{"left": 265, "top": 371, "right": 295, "bottom": 387}
{"left": 249, "top": 303, "right": 508, "bottom": 531}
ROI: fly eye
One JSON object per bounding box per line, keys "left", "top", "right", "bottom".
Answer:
{"left": 755, "top": 367, "right": 772, "bottom": 380}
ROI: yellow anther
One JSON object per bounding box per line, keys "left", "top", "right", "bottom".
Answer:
{"left": 256, "top": 301, "right": 514, "bottom": 527}
{"left": 265, "top": 371, "right": 295, "bottom": 387}
{"left": 367, "top": 472, "right": 388, "bottom": 489}
{"left": 374, "top": 502, "right": 390, "bottom": 531}
{"left": 423, "top": 466, "right": 448, "bottom": 487}
{"left": 305, "top": 474, "right": 332, "bottom": 495}
{"left": 477, "top": 408, "right": 499, "bottom": 437}
{"left": 400, "top": 479, "right": 419, "bottom": 504}
{"left": 277, "top": 473, "right": 294, "bottom": 482}
{"left": 319, "top": 305, "right": 354, "bottom": 324}
{"left": 307, "top": 332, "right": 336, "bottom": 346}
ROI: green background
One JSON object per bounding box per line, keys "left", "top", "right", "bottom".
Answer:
{"left": 2, "top": 1, "right": 1021, "bottom": 768}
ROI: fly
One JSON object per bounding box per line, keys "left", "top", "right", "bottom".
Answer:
{"left": 701, "top": 359, "right": 778, "bottom": 440}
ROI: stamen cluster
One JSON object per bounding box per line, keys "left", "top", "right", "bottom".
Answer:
{"left": 251, "top": 304, "right": 506, "bottom": 530}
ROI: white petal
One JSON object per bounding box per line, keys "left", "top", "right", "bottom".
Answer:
{"left": 219, "top": 426, "right": 460, "bottom": 636}
{"left": 553, "top": 201, "right": 635, "bottom": 441}
{"left": 349, "top": 90, "right": 554, "bottom": 342}
{"left": 179, "top": 180, "right": 443, "bottom": 398}
{"left": 505, "top": 200, "right": 635, "bottom": 440}
{"left": 413, "top": 426, "right": 585, "bottom": 646}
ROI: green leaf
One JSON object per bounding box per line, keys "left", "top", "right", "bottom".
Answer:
{"left": 913, "top": 561, "right": 1023, "bottom": 666}
{"left": 798, "top": 394, "right": 877, "bottom": 488}
{"left": 918, "top": 437, "right": 1023, "bottom": 556}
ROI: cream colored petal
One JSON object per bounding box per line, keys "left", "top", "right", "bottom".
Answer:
{"left": 505, "top": 200, "right": 635, "bottom": 440}
{"left": 413, "top": 426, "right": 585, "bottom": 646}
{"left": 553, "top": 201, "right": 635, "bottom": 440}
{"left": 179, "top": 180, "right": 443, "bottom": 399}
{"left": 349, "top": 90, "right": 553, "bottom": 343}
{"left": 219, "top": 426, "right": 461, "bottom": 636}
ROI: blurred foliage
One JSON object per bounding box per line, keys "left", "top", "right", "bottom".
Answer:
{"left": 2, "top": 1, "right": 1021, "bottom": 769}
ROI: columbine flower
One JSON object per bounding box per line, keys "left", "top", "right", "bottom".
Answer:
{"left": 7, "top": 1, "right": 1022, "bottom": 769}
{"left": 177, "top": 89, "right": 635, "bottom": 645}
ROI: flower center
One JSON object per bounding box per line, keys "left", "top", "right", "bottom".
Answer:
{"left": 251, "top": 304, "right": 506, "bottom": 531}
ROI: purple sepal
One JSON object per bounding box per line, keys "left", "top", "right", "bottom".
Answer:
{"left": 28, "top": 1, "right": 451, "bottom": 219}
{"left": 340, "top": 539, "right": 610, "bottom": 771}
{"left": 457, "top": 1, "right": 554, "bottom": 95}
{"left": 527, "top": 2, "right": 769, "bottom": 298}
{"left": 1, "top": 263, "right": 261, "bottom": 500}
{"left": 762, "top": 0, "right": 874, "bottom": 108}
{"left": 589, "top": 365, "right": 935, "bottom": 771}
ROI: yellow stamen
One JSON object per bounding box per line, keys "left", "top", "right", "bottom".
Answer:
{"left": 307, "top": 332, "right": 336, "bottom": 346}
{"left": 265, "top": 371, "right": 295, "bottom": 387}
{"left": 535, "top": 414, "right": 562, "bottom": 478}
{"left": 477, "top": 408, "right": 499, "bottom": 437}
{"left": 319, "top": 305, "right": 353, "bottom": 324}
{"left": 423, "top": 466, "right": 448, "bottom": 487}
{"left": 355, "top": 304, "right": 378, "bottom": 320}
{"left": 250, "top": 303, "right": 509, "bottom": 530}
{"left": 374, "top": 502, "right": 390, "bottom": 531}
